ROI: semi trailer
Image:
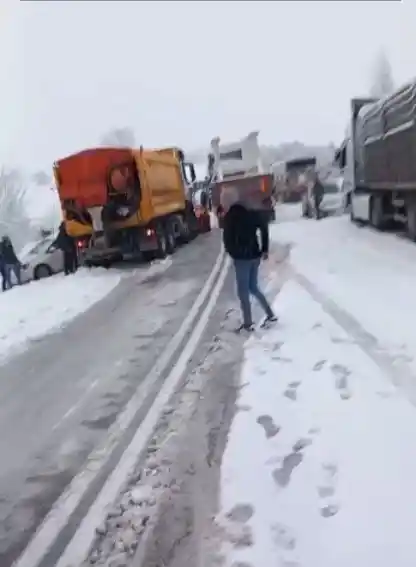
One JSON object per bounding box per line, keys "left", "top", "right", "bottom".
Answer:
{"left": 335, "top": 80, "right": 416, "bottom": 239}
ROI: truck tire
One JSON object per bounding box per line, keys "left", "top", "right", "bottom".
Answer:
{"left": 406, "top": 200, "right": 416, "bottom": 241}
{"left": 165, "top": 222, "right": 176, "bottom": 254}
{"left": 370, "top": 195, "right": 385, "bottom": 230}
{"left": 155, "top": 224, "right": 168, "bottom": 259}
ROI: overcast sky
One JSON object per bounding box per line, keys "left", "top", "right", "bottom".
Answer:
{"left": 1, "top": 0, "right": 415, "bottom": 170}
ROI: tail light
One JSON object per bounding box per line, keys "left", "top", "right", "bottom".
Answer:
{"left": 77, "top": 239, "right": 86, "bottom": 249}
{"left": 145, "top": 228, "right": 155, "bottom": 237}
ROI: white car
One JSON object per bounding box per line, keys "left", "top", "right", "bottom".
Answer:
{"left": 302, "top": 179, "right": 346, "bottom": 218}
{"left": 17, "top": 235, "right": 64, "bottom": 283}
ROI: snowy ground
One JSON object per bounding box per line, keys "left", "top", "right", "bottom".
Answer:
{"left": 217, "top": 207, "right": 416, "bottom": 567}
{"left": 0, "top": 267, "right": 121, "bottom": 362}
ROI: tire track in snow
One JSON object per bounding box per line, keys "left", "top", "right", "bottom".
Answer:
{"left": 290, "top": 267, "right": 416, "bottom": 405}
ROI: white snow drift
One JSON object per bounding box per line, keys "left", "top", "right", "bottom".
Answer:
{"left": 0, "top": 268, "right": 121, "bottom": 362}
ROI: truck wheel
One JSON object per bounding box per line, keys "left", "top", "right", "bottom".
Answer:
{"left": 155, "top": 225, "right": 168, "bottom": 259}
{"left": 406, "top": 200, "right": 416, "bottom": 241}
{"left": 165, "top": 223, "right": 176, "bottom": 254}
{"left": 370, "top": 195, "right": 385, "bottom": 230}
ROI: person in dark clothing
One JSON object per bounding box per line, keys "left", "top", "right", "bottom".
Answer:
{"left": 0, "top": 249, "right": 6, "bottom": 292}
{"left": 312, "top": 175, "right": 325, "bottom": 220}
{"left": 221, "top": 187, "right": 276, "bottom": 332}
{"left": 55, "top": 222, "right": 78, "bottom": 275}
{"left": 1, "top": 236, "right": 22, "bottom": 288}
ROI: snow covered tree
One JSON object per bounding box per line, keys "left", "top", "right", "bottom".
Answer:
{"left": 370, "top": 50, "right": 395, "bottom": 98}
{"left": 100, "top": 127, "right": 135, "bottom": 147}
{"left": 0, "top": 167, "right": 31, "bottom": 250}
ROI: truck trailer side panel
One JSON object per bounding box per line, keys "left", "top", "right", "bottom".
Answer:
{"left": 133, "top": 150, "right": 186, "bottom": 225}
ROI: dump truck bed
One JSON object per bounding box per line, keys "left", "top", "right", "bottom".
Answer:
{"left": 54, "top": 147, "right": 135, "bottom": 209}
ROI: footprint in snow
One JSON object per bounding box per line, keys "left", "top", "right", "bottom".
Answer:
{"left": 331, "top": 363, "right": 352, "bottom": 400}
{"left": 272, "top": 452, "right": 303, "bottom": 487}
{"left": 256, "top": 415, "right": 280, "bottom": 438}
{"left": 313, "top": 359, "right": 326, "bottom": 371}
{"left": 284, "top": 388, "right": 297, "bottom": 401}
{"left": 292, "top": 437, "right": 312, "bottom": 452}
{"left": 226, "top": 503, "right": 254, "bottom": 523}
{"left": 317, "top": 462, "right": 340, "bottom": 518}
{"left": 271, "top": 522, "right": 297, "bottom": 550}
{"left": 283, "top": 379, "right": 301, "bottom": 401}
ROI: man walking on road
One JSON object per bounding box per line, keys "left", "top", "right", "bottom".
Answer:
{"left": 221, "top": 186, "right": 277, "bottom": 332}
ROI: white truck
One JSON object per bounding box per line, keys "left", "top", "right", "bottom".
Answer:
{"left": 335, "top": 81, "right": 416, "bottom": 239}
{"left": 209, "top": 132, "right": 275, "bottom": 223}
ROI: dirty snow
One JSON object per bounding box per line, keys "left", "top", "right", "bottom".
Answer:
{"left": 219, "top": 279, "right": 416, "bottom": 567}
{"left": 0, "top": 268, "right": 121, "bottom": 362}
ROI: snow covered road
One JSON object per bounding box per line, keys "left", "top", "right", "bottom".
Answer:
{"left": 216, "top": 207, "right": 416, "bottom": 567}
{"left": 0, "top": 232, "right": 224, "bottom": 567}
{"left": 0, "top": 268, "right": 122, "bottom": 362}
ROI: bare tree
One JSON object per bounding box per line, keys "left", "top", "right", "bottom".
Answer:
{"left": 100, "top": 127, "right": 135, "bottom": 147}
{"left": 32, "top": 170, "right": 51, "bottom": 186}
{"left": 0, "top": 167, "right": 30, "bottom": 250}
{"left": 370, "top": 50, "right": 395, "bottom": 98}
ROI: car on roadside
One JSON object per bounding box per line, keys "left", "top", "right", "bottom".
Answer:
{"left": 302, "top": 178, "right": 346, "bottom": 218}
{"left": 17, "top": 234, "right": 63, "bottom": 283}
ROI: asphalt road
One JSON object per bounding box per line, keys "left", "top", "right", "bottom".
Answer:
{"left": 0, "top": 231, "right": 224, "bottom": 567}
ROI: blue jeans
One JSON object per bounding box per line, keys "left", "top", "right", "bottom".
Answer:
{"left": 234, "top": 258, "right": 274, "bottom": 326}
{"left": 4, "top": 263, "right": 21, "bottom": 289}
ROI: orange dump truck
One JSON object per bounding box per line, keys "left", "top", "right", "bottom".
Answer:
{"left": 54, "top": 146, "right": 206, "bottom": 264}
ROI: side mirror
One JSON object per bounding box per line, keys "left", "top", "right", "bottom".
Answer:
{"left": 47, "top": 245, "right": 57, "bottom": 253}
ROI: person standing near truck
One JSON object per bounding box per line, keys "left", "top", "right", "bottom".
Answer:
{"left": 221, "top": 186, "right": 277, "bottom": 332}
{"left": 312, "top": 174, "right": 325, "bottom": 220}
{"left": 1, "top": 236, "right": 22, "bottom": 288}
{"left": 55, "top": 222, "right": 78, "bottom": 275}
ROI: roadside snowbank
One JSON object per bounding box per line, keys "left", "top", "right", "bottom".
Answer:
{"left": 218, "top": 280, "right": 416, "bottom": 567}
{"left": 0, "top": 268, "right": 121, "bottom": 362}
{"left": 273, "top": 208, "right": 416, "bottom": 380}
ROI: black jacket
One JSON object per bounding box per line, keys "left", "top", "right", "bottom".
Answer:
{"left": 1, "top": 240, "right": 19, "bottom": 264}
{"left": 312, "top": 180, "right": 324, "bottom": 203}
{"left": 223, "top": 204, "right": 269, "bottom": 260}
{"left": 54, "top": 225, "right": 75, "bottom": 253}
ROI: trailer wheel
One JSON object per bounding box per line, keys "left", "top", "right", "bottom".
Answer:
{"left": 370, "top": 195, "right": 385, "bottom": 230}
{"left": 406, "top": 200, "right": 416, "bottom": 241}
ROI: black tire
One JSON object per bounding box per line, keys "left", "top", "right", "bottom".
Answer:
{"left": 406, "top": 200, "right": 416, "bottom": 241}
{"left": 370, "top": 195, "right": 385, "bottom": 230}
{"left": 155, "top": 224, "right": 168, "bottom": 259}
{"left": 165, "top": 222, "right": 176, "bottom": 254}
{"left": 34, "top": 264, "right": 52, "bottom": 280}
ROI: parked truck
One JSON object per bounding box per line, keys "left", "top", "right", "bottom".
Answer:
{"left": 210, "top": 132, "right": 275, "bottom": 226}
{"left": 335, "top": 80, "right": 416, "bottom": 239}
{"left": 54, "top": 146, "right": 209, "bottom": 265}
